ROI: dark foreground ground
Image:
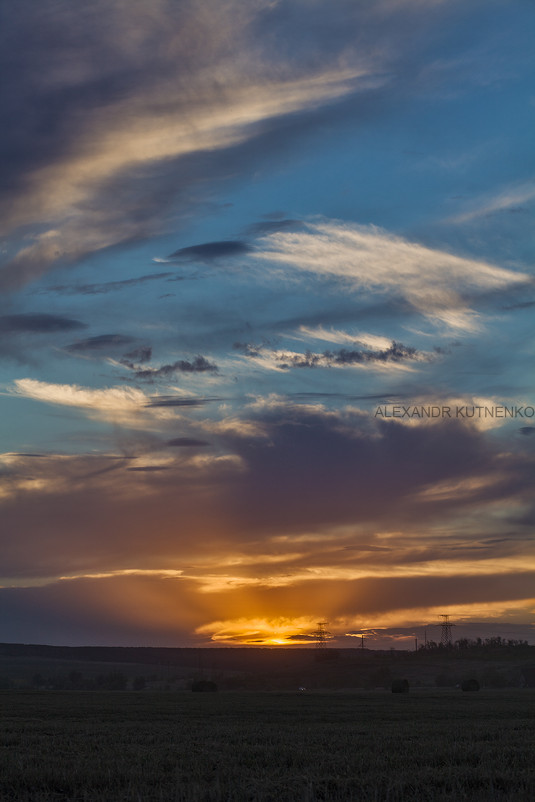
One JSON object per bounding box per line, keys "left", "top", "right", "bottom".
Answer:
{"left": 1, "top": 689, "right": 534, "bottom": 801}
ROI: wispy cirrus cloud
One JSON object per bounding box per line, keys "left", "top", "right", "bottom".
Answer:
{"left": 7, "top": 378, "right": 221, "bottom": 427}
{"left": 254, "top": 221, "right": 530, "bottom": 331}
{"left": 11, "top": 378, "right": 147, "bottom": 412}
{"left": 294, "top": 326, "right": 394, "bottom": 350}
{"left": 448, "top": 180, "right": 535, "bottom": 224}
{"left": 0, "top": 0, "right": 387, "bottom": 291}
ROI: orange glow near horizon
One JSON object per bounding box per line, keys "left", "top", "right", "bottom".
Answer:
{"left": 195, "top": 616, "right": 319, "bottom": 646}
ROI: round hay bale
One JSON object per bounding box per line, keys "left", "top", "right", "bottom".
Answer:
{"left": 391, "top": 678, "right": 409, "bottom": 693}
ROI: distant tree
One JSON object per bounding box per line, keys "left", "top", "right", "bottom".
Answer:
{"left": 454, "top": 638, "right": 471, "bottom": 650}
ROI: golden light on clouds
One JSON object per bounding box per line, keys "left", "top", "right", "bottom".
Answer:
{"left": 1, "top": 0, "right": 533, "bottom": 649}
{"left": 196, "top": 616, "right": 318, "bottom": 646}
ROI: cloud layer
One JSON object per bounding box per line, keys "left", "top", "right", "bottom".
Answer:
{"left": 0, "top": 0, "right": 533, "bottom": 646}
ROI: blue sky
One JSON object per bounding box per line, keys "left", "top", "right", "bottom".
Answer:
{"left": 0, "top": 0, "right": 534, "bottom": 647}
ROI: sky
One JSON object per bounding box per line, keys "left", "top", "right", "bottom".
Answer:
{"left": 0, "top": 0, "right": 534, "bottom": 649}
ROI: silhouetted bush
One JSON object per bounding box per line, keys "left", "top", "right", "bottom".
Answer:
{"left": 461, "top": 678, "right": 480, "bottom": 692}
{"left": 133, "top": 676, "right": 146, "bottom": 691}
{"left": 391, "top": 679, "right": 409, "bottom": 693}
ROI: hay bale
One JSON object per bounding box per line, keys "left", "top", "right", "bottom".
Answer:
{"left": 391, "top": 678, "right": 409, "bottom": 693}
{"left": 461, "top": 678, "right": 480, "bottom": 692}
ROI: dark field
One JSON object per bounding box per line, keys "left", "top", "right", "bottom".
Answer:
{"left": 1, "top": 690, "right": 534, "bottom": 801}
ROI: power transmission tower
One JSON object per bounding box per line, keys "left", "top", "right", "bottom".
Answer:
{"left": 313, "top": 621, "right": 332, "bottom": 649}
{"left": 437, "top": 614, "right": 455, "bottom": 647}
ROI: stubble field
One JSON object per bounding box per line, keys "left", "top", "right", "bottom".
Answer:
{"left": 1, "top": 689, "right": 534, "bottom": 801}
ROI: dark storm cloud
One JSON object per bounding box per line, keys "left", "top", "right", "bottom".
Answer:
{"left": 66, "top": 334, "right": 135, "bottom": 353}
{"left": 519, "top": 427, "right": 535, "bottom": 436}
{"left": 166, "top": 438, "right": 210, "bottom": 448}
{"left": 168, "top": 241, "right": 251, "bottom": 262}
{"left": 0, "top": 314, "right": 86, "bottom": 333}
{"left": 132, "top": 356, "right": 218, "bottom": 380}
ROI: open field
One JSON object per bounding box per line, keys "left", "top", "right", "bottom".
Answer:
{"left": 1, "top": 689, "right": 534, "bottom": 801}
